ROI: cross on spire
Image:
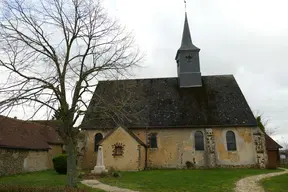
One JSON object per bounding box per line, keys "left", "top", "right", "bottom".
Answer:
{"left": 184, "top": 0, "right": 187, "bottom": 12}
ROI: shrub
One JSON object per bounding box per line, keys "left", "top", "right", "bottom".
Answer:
{"left": 0, "top": 184, "right": 88, "bottom": 192}
{"left": 112, "top": 172, "right": 121, "bottom": 177}
{"left": 185, "top": 161, "right": 195, "bottom": 169}
{"left": 52, "top": 154, "right": 67, "bottom": 174}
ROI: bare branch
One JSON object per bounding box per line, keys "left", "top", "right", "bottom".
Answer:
{"left": 0, "top": 0, "right": 143, "bottom": 187}
{"left": 253, "top": 109, "right": 278, "bottom": 136}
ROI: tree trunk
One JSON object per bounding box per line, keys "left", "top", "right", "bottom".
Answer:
{"left": 66, "top": 138, "right": 78, "bottom": 187}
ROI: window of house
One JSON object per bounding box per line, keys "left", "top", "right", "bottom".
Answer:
{"left": 149, "top": 133, "right": 158, "bottom": 148}
{"left": 195, "top": 131, "right": 204, "bottom": 150}
{"left": 112, "top": 143, "right": 125, "bottom": 156}
{"left": 94, "top": 133, "right": 103, "bottom": 152}
{"left": 114, "top": 146, "right": 123, "bottom": 156}
{"left": 226, "top": 131, "right": 237, "bottom": 151}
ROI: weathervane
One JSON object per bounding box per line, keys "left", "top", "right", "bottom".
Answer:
{"left": 184, "top": 0, "right": 187, "bottom": 12}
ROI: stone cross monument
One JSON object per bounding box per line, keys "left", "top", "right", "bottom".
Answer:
{"left": 91, "top": 146, "right": 108, "bottom": 174}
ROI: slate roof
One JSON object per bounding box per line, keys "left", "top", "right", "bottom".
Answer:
{"left": 0, "top": 116, "right": 63, "bottom": 150}
{"left": 265, "top": 134, "right": 282, "bottom": 150}
{"left": 81, "top": 75, "right": 257, "bottom": 129}
{"left": 177, "top": 13, "right": 200, "bottom": 52}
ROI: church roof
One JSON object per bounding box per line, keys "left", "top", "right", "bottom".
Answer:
{"left": 81, "top": 75, "right": 257, "bottom": 129}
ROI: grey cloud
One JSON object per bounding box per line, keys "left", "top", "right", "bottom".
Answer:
{"left": 6, "top": 0, "right": 288, "bottom": 145}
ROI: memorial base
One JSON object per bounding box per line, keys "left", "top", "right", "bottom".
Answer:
{"left": 91, "top": 165, "right": 108, "bottom": 174}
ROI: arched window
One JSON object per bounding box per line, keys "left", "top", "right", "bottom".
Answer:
{"left": 94, "top": 133, "right": 103, "bottom": 152}
{"left": 195, "top": 131, "right": 204, "bottom": 150}
{"left": 226, "top": 131, "right": 237, "bottom": 151}
{"left": 149, "top": 133, "right": 157, "bottom": 148}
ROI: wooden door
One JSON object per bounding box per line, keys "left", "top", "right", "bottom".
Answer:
{"left": 267, "top": 150, "right": 278, "bottom": 169}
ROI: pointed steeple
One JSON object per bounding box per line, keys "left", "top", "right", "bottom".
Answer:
{"left": 175, "top": 11, "right": 202, "bottom": 88}
{"left": 179, "top": 13, "right": 200, "bottom": 51}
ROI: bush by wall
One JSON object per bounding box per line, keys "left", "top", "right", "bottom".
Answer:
{"left": 185, "top": 161, "right": 195, "bottom": 169}
{"left": 52, "top": 154, "right": 67, "bottom": 174}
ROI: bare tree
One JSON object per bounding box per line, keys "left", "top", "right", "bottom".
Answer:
{"left": 253, "top": 110, "right": 278, "bottom": 136}
{"left": 0, "top": 0, "right": 143, "bottom": 187}
{"left": 281, "top": 139, "right": 288, "bottom": 150}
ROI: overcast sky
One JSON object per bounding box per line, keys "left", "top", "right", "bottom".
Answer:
{"left": 102, "top": 0, "right": 288, "bottom": 143}
{"left": 5, "top": 0, "right": 288, "bottom": 144}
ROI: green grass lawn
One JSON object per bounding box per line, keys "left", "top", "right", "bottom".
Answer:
{"left": 0, "top": 169, "right": 282, "bottom": 192}
{"left": 0, "top": 170, "right": 105, "bottom": 192}
{"left": 261, "top": 172, "right": 288, "bottom": 192}
{"left": 99, "top": 169, "right": 281, "bottom": 192}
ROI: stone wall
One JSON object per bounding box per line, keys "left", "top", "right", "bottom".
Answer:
{"left": 47, "top": 144, "right": 63, "bottom": 168}
{"left": 82, "top": 126, "right": 261, "bottom": 170}
{"left": 252, "top": 127, "right": 268, "bottom": 168}
{"left": 23, "top": 151, "right": 50, "bottom": 172}
{"left": 101, "top": 127, "right": 145, "bottom": 171}
{"left": 82, "top": 130, "right": 109, "bottom": 169}
{"left": 48, "top": 144, "right": 63, "bottom": 159}
{"left": 133, "top": 127, "right": 259, "bottom": 168}
{"left": 213, "top": 127, "right": 257, "bottom": 167}
{"left": 138, "top": 144, "right": 146, "bottom": 170}
{"left": 205, "top": 128, "right": 217, "bottom": 168}
{"left": 132, "top": 128, "right": 207, "bottom": 168}
{"left": 0, "top": 148, "right": 50, "bottom": 176}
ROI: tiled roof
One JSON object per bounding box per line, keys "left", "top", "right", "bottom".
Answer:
{"left": 265, "top": 134, "right": 282, "bottom": 150}
{"left": 31, "top": 120, "right": 63, "bottom": 131}
{"left": 0, "top": 116, "right": 62, "bottom": 150}
{"left": 30, "top": 120, "right": 63, "bottom": 144}
{"left": 82, "top": 75, "right": 257, "bottom": 129}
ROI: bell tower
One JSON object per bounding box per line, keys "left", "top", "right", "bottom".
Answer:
{"left": 175, "top": 12, "right": 202, "bottom": 88}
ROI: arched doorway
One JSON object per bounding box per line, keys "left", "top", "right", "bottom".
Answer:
{"left": 94, "top": 133, "right": 103, "bottom": 152}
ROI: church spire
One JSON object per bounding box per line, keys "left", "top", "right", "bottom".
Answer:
{"left": 179, "top": 12, "right": 200, "bottom": 52}
{"left": 175, "top": 8, "right": 202, "bottom": 88}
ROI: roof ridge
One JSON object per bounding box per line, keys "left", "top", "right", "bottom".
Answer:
{"left": 0, "top": 115, "right": 53, "bottom": 128}
{"left": 98, "top": 74, "right": 235, "bottom": 83}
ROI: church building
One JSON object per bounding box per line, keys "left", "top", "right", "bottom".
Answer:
{"left": 80, "top": 12, "right": 268, "bottom": 171}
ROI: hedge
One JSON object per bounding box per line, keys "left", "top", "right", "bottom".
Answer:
{"left": 52, "top": 154, "right": 67, "bottom": 174}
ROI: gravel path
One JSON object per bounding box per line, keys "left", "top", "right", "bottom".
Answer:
{"left": 234, "top": 168, "right": 288, "bottom": 192}
{"left": 81, "top": 179, "right": 139, "bottom": 192}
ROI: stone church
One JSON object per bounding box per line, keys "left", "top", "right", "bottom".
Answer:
{"left": 80, "top": 13, "right": 268, "bottom": 171}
